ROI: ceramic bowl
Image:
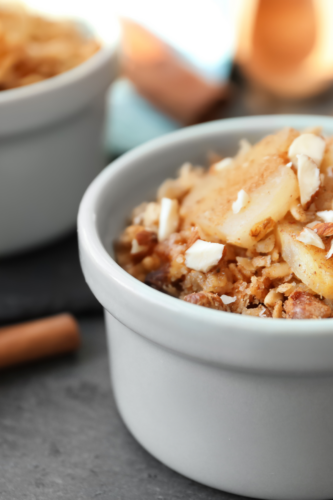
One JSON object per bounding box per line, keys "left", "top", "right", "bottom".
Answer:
{"left": 0, "top": 33, "right": 117, "bottom": 256}
{"left": 78, "top": 115, "right": 333, "bottom": 500}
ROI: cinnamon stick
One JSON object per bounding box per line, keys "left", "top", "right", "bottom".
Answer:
{"left": 0, "top": 314, "right": 80, "bottom": 369}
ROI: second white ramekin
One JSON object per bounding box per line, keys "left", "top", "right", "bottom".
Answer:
{"left": 0, "top": 30, "right": 117, "bottom": 256}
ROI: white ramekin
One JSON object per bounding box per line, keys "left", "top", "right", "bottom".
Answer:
{"left": 0, "top": 38, "right": 117, "bottom": 256}
{"left": 78, "top": 115, "right": 333, "bottom": 500}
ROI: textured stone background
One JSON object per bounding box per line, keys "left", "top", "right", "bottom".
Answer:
{"left": 0, "top": 316, "right": 246, "bottom": 500}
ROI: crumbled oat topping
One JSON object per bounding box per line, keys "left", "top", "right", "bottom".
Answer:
{"left": 115, "top": 129, "right": 333, "bottom": 319}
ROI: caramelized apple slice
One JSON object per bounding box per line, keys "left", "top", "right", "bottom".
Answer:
{"left": 181, "top": 128, "right": 300, "bottom": 248}
{"left": 232, "top": 127, "right": 300, "bottom": 168}
{"left": 182, "top": 157, "right": 299, "bottom": 248}
{"left": 220, "top": 165, "right": 299, "bottom": 248}
{"left": 278, "top": 221, "right": 333, "bottom": 299}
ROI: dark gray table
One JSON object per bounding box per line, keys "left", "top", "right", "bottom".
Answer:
{"left": 0, "top": 316, "right": 245, "bottom": 500}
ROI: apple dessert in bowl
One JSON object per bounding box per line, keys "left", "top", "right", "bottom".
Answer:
{"left": 78, "top": 116, "right": 333, "bottom": 500}
{"left": 116, "top": 127, "right": 333, "bottom": 320}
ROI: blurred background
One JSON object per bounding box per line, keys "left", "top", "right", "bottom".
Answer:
{"left": 27, "top": 0, "right": 333, "bottom": 156}
{"left": 2, "top": 0, "right": 333, "bottom": 324}
{"left": 97, "top": 0, "right": 333, "bottom": 156}
{"left": 107, "top": 0, "right": 333, "bottom": 155}
{"left": 2, "top": 0, "right": 333, "bottom": 323}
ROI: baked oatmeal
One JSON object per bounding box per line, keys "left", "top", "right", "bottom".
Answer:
{"left": 115, "top": 127, "right": 333, "bottom": 319}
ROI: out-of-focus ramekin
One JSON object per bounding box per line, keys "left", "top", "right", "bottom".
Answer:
{"left": 0, "top": 31, "right": 117, "bottom": 256}
{"left": 78, "top": 115, "right": 333, "bottom": 500}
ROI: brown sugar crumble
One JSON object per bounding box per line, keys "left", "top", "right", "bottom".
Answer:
{"left": 115, "top": 128, "right": 333, "bottom": 319}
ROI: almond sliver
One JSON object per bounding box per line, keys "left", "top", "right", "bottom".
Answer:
{"left": 297, "top": 154, "right": 320, "bottom": 206}
{"left": 296, "top": 227, "right": 325, "bottom": 249}
{"left": 326, "top": 240, "right": 333, "bottom": 260}
{"left": 310, "top": 222, "right": 333, "bottom": 237}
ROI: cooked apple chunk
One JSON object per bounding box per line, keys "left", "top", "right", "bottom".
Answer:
{"left": 278, "top": 222, "right": 333, "bottom": 299}
{"left": 220, "top": 166, "right": 299, "bottom": 248}
{"left": 182, "top": 158, "right": 299, "bottom": 249}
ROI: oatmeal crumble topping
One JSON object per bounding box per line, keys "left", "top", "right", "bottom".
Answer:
{"left": 115, "top": 128, "right": 333, "bottom": 319}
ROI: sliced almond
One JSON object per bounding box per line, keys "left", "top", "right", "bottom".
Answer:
{"left": 214, "top": 157, "right": 234, "bottom": 171}
{"left": 306, "top": 220, "right": 321, "bottom": 228}
{"left": 297, "top": 154, "right": 320, "bottom": 207}
{"left": 221, "top": 295, "right": 237, "bottom": 305}
{"left": 232, "top": 189, "right": 250, "bottom": 214}
{"left": 131, "top": 239, "right": 147, "bottom": 255}
{"left": 185, "top": 239, "right": 225, "bottom": 273}
{"left": 311, "top": 222, "right": 333, "bottom": 237}
{"left": 326, "top": 240, "right": 333, "bottom": 260}
{"left": 158, "top": 198, "right": 179, "bottom": 241}
{"left": 288, "top": 133, "right": 325, "bottom": 167}
{"left": 317, "top": 210, "right": 333, "bottom": 223}
{"left": 296, "top": 227, "right": 325, "bottom": 249}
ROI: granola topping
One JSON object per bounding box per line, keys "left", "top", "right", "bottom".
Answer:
{"left": 115, "top": 128, "right": 333, "bottom": 319}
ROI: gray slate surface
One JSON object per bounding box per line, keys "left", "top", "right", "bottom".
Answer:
{"left": 0, "top": 316, "right": 247, "bottom": 500}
